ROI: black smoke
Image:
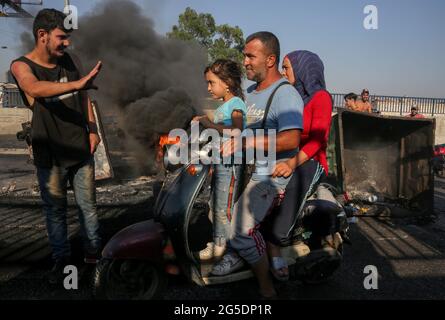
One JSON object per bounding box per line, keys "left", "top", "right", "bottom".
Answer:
{"left": 18, "top": 0, "right": 208, "bottom": 173}
{"left": 71, "top": 0, "right": 208, "bottom": 170}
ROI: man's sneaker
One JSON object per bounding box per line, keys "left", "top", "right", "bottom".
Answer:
{"left": 199, "top": 242, "right": 226, "bottom": 261}
{"left": 48, "top": 257, "right": 71, "bottom": 285}
{"left": 211, "top": 253, "right": 245, "bottom": 276}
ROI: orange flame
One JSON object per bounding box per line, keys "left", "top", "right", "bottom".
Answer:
{"left": 159, "top": 135, "right": 181, "bottom": 149}
{"left": 157, "top": 134, "right": 181, "bottom": 163}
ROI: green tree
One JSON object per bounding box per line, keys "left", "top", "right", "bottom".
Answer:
{"left": 167, "top": 7, "right": 245, "bottom": 64}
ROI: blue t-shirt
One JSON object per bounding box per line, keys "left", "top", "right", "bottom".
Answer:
{"left": 213, "top": 96, "right": 247, "bottom": 128}
{"left": 244, "top": 78, "right": 304, "bottom": 186}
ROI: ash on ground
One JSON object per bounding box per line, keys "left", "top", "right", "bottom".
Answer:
{"left": 0, "top": 149, "right": 164, "bottom": 207}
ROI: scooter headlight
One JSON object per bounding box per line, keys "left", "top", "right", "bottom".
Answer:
{"left": 186, "top": 164, "right": 203, "bottom": 176}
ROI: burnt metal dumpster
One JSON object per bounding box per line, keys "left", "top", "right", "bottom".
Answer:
{"left": 327, "top": 109, "right": 435, "bottom": 216}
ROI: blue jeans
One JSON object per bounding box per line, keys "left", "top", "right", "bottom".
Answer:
{"left": 211, "top": 164, "right": 241, "bottom": 246}
{"left": 36, "top": 157, "right": 101, "bottom": 260}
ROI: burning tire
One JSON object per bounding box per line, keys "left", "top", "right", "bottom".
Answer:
{"left": 93, "top": 259, "right": 167, "bottom": 300}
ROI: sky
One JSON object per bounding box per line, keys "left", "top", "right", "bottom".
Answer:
{"left": 0, "top": 0, "right": 444, "bottom": 98}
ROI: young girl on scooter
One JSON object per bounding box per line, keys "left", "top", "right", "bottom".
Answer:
{"left": 192, "top": 59, "right": 247, "bottom": 261}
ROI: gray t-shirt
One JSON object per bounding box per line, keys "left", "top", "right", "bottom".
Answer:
{"left": 244, "top": 78, "right": 304, "bottom": 187}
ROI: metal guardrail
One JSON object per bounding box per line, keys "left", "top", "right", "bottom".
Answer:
{"left": 1, "top": 87, "right": 445, "bottom": 116}
{"left": 0, "top": 88, "right": 27, "bottom": 108}
{"left": 332, "top": 93, "right": 445, "bottom": 116}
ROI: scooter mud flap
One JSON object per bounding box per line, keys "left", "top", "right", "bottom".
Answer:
{"left": 158, "top": 164, "right": 211, "bottom": 284}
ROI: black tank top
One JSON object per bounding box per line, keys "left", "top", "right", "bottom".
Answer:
{"left": 12, "top": 53, "right": 90, "bottom": 168}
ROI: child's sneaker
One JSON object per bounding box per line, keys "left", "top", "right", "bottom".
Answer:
{"left": 198, "top": 242, "right": 226, "bottom": 261}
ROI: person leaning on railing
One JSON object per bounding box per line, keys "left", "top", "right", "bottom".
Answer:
{"left": 344, "top": 92, "right": 371, "bottom": 112}
{"left": 407, "top": 105, "right": 425, "bottom": 118}
{"left": 360, "top": 88, "right": 372, "bottom": 112}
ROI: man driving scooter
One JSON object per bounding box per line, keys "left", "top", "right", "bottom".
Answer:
{"left": 215, "top": 32, "right": 304, "bottom": 299}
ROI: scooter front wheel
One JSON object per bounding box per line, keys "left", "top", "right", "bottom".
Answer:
{"left": 93, "top": 259, "right": 167, "bottom": 300}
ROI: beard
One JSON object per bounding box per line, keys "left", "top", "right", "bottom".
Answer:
{"left": 246, "top": 68, "right": 265, "bottom": 83}
{"left": 46, "top": 41, "right": 65, "bottom": 58}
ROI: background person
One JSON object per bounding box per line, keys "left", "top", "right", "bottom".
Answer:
{"left": 344, "top": 92, "right": 370, "bottom": 112}
{"left": 344, "top": 92, "right": 359, "bottom": 110}
{"left": 360, "top": 88, "right": 372, "bottom": 112}
{"left": 407, "top": 105, "right": 425, "bottom": 118}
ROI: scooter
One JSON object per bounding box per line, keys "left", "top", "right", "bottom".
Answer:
{"left": 93, "top": 136, "right": 350, "bottom": 300}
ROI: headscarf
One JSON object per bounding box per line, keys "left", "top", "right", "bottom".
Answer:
{"left": 286, "top": 50, "right": 326, "bottom": 105}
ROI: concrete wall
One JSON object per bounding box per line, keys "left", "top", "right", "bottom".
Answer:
{"left": 0, "top": 108, "right": 32, "bottom": 135}
{"left": 435, "top": 117, "right": 445, "bottom": 144}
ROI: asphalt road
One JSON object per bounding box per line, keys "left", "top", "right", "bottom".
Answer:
{"left": 0, "top": 154, "right": 444, "bottom": 300}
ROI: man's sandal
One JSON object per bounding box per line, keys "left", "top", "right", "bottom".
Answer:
{"left": 270, "top": 256, "right": 289, "bottom": 282}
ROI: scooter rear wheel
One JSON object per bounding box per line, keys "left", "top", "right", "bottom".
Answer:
{"left": 93, "top": 259, "right": 167, "bottom": 300}
{"left": 290, "top": 245, "right": 343, "bottom": 285}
